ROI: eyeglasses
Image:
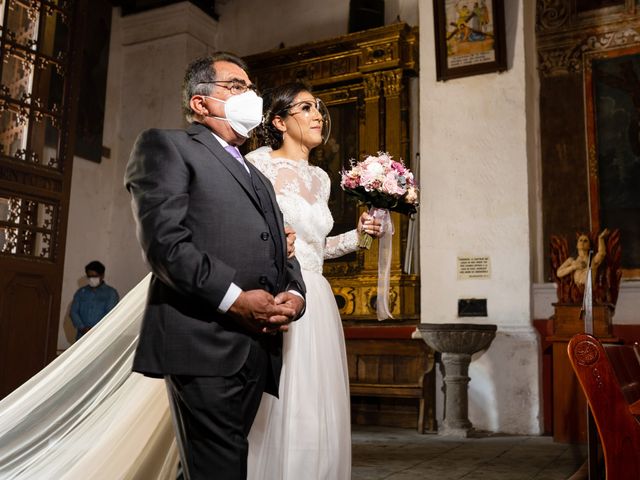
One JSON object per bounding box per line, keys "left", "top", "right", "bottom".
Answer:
{"left": 199, "top": 80, "right": 258, "bottom": 95}
{"left": 271, "top": 96, "right": 332, "bottom": 144}
{"left": 283, "top": 98, "right": 324, "bottom": 118}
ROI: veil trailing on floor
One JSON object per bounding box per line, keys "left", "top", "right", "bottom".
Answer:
{"left": 0, "top": 274, "right": 179, "bottom": 479}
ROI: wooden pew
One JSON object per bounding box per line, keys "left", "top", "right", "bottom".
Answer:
{"left": 345, "top": 326, "right": 436, "bottom": 433}
{"left": 567, "top": 333, "right": 640, "bottom": 479}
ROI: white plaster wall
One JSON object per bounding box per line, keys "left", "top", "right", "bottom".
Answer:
{"left": 59, "top": 156, "right": 119, "bottom": 346}
{"left": 215, "top": 0, "right": 418, "bottom": 57}
{"left": 215, "top": 0, "right": 349, "bottom": 56}
{"left": 419, "top": 1, "right": 542, "bottom": 434}
{"left": 58, "top": 3, "right": 219, "bottom": 349}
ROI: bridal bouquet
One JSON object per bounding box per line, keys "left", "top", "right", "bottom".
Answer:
{"left": 340, "top": 152, "right": 419, "bottom": 321}
{"left": 340, "top": 152, "right": 419, "bottom": 249}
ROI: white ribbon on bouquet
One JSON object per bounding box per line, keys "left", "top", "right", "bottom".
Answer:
{"left": 370, "top": 207, "right": 394, "bottom": 320}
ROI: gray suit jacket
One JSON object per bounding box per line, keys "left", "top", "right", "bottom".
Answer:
{"left": 125, "top": 122, "right": 305, "bottom": 394}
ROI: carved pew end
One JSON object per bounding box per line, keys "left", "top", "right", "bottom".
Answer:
{"left": 568, "top": 333, "right": 640, "bottom": 479}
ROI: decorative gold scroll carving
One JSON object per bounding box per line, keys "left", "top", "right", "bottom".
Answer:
{"left": 538, "top": 27, "right": 640, "bottom": 76}
{"left": 536, "top": 0, "right": 571, "bottom": 32}
{"left": 537, "top": 0, "right": 640, "bottom": 78}
{"left": 245, "top": 23, "right": 418, "bottom": 88}
{"left": 363, "top": 73, "right": 382, "bottom": 100}
{"left": 382, "top": 69, "right": 403, "bottom": 97}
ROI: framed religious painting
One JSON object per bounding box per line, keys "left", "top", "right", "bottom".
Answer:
{"left": 433, "top": 0, "right": 507, "bottom": 81}
{"left": 584, "top": 45, "right": 640, "bottom": 277}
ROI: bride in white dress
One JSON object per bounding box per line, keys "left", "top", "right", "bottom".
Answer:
{"left": 246, "top": 83, "right": 381, "bottom": 480}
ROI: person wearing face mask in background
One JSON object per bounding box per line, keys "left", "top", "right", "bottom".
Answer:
{"left": 245, "top": 82, "right": 382, "bottom": 480}
{"left": 70, "top": 260, "right": 119, "bottom": 341}
{"left": 125, "top": 52, "right": 306, "bottom": 480}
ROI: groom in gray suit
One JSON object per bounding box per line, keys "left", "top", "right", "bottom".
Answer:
{"left": 125, "top": 52, "right": 305, "bottom": 480}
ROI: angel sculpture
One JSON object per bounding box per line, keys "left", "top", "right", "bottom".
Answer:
{"left": 550, "top": 228, "right": 621, "bottom": 306}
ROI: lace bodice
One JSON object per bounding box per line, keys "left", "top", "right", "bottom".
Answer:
{"left": 246, "top": 147, "right": 358, "bottom": 273}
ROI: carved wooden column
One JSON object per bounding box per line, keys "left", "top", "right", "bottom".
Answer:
{"left": 362, "top": 73, "right": 383, "bottom": 155}
{"left": 361, "top": 72, "right": 384, "bottom": 272}
{"left": 382, "top": 69, "right": 405, "bottom": 272}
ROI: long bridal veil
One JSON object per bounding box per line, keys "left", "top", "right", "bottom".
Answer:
{"left": 0, "top": 274, "right": 179, "bottom": 479}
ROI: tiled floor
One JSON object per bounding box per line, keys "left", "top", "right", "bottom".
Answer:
{"left": 352, "top": 426, "right": 587, "bottom": 480}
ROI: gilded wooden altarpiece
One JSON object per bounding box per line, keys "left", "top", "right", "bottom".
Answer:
{"left": 536, "top": 0, "right": 640, "bottom": 279}
{"left": 245, "top": 23, "right": 420, "bottom": 324}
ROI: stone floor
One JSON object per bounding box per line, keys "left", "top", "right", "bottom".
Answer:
{"left": 352, "top": 425, "right": 587, "bottom": 480}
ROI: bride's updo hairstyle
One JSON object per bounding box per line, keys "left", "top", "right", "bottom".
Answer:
{"left": 258, "top": 82, "right": 311, "bottom": 149}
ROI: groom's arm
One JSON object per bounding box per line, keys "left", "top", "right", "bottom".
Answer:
{"left": 125, "top": 129, "right": 237, "bottom": 309}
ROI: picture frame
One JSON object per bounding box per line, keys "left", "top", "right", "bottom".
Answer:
{"left": 433, "top": 0, "right": 507, "bottom": 81}
{"left": 583, "top": 44, "right": 640, "bottom": 277}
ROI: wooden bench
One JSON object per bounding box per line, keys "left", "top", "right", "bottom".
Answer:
{"left": 567, "top": 333, "right": 640, "bottom": 479}
{"left": 345, "top": 326, "right": 436, "bottom": 433}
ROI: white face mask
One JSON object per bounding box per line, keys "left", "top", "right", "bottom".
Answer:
{"left": 205, "top": 91, "right": 263, "bottom": 138}
{"left": 88, "top": 277, "right": 101, "bottom": 288}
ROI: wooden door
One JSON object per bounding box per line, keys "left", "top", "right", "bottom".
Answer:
{"left": 0, "top": 0, "right": 80, "bottom": 398}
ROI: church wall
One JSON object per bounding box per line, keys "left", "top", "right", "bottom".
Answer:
{"left": 419, "top": 1, "right": 542, "bottom": 434}
{"left": 58, "top": 2, "right": 219, "bottom": 349}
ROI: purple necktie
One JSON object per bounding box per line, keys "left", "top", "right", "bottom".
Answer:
{"left": 224, "top": 145, "right": 250, "bottom": 174}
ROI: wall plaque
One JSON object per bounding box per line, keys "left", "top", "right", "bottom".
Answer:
{"left": 457, "top": 256, "right": 491, "bottom": 279}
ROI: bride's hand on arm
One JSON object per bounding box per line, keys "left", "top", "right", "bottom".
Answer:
{"left": 285, "top": 226, "right": 296, "bottom": 258}
{"left": 357, "top": 211, "right": 383, "bottom": 238}
{"left": 274, "top": 292, "right": 304, "bottom": 318}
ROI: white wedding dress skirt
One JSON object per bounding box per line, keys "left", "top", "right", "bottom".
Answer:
{"left": 246, "top": 147, "right": 359, "bottom": 480}
{"left": 248, "top": 270, "right": 351, "bottom": 480}
{"left": 0, "top": 274, "right": 179, "bottom": 480}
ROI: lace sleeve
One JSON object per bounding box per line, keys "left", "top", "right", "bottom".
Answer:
{"left": 324, "top": 229, "right": 359, "bottom": 259}
{"left": 320, "top": 167, "right": 360, "bottom": 258}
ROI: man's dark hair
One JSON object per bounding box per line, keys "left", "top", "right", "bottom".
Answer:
{"left": 182, "top": 52, "right": 249, "bottom": 122}
{"left": 85, "top": 260, "right": 106, "bottom": 275}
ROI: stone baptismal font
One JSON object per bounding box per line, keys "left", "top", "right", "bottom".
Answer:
{"left": 418, "top": 323, "right": 497, "bottom": 437}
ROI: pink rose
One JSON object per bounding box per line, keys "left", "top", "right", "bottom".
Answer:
{"left": 391, "top": 161, "right": 406, "bottom": 175}
{"left": 382, "top": 177, "right": 399, "bottom": 195}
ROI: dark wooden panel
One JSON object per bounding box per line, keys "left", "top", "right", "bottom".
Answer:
{"left": 0, "top": 273, "right": 54, "bottom": 397}
{"left": 576, "top": 0, "right": 625, "bottom": 13}
{"left": 347, "top": 337, "right": 436, "bottom": 432}
{"left": 540, "top": 74, "right": 591, "bottom": 281}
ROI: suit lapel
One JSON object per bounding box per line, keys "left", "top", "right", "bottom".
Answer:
{"left": 188, "top": 123, "right": 261, "bottom": 210}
